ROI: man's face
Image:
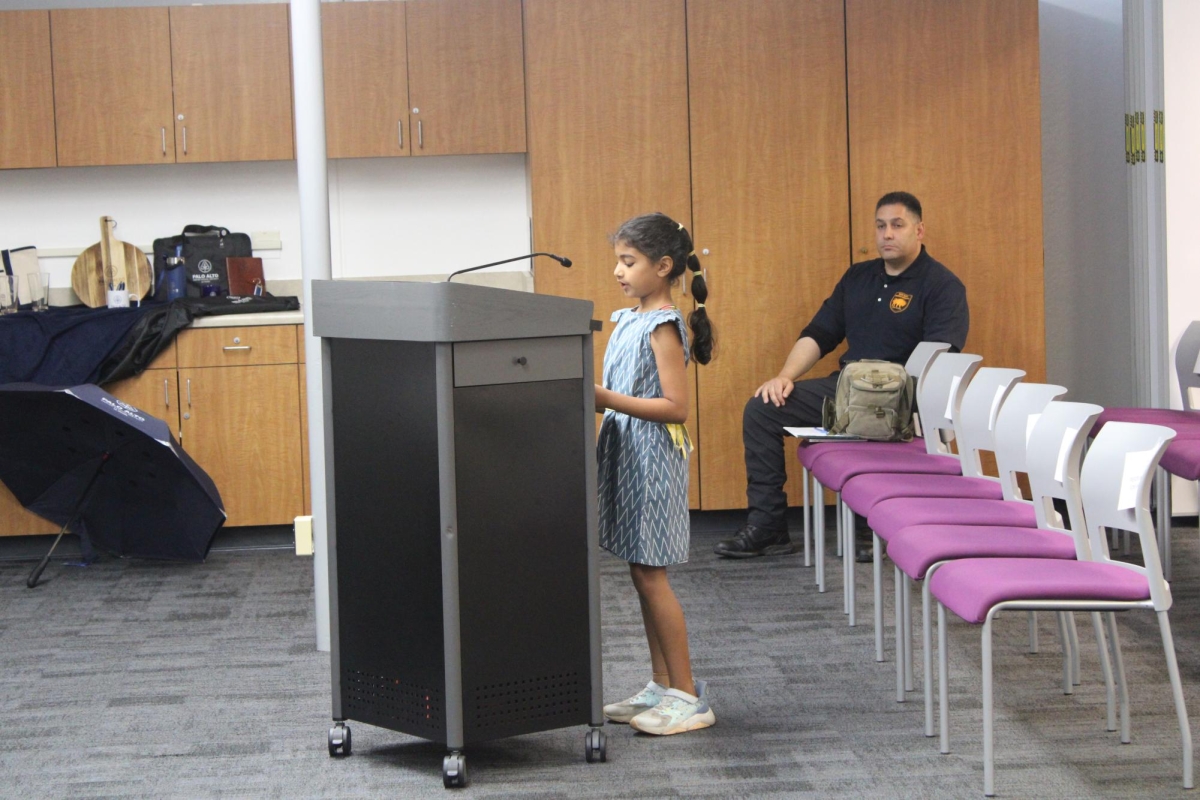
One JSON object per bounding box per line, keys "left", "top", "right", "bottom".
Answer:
{"left": 874, "top": 203, "right": 924, "bottom": 270}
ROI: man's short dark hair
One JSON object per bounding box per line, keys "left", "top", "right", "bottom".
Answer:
{"left": 876, "top": 191, "right": 922, "bottom": 221}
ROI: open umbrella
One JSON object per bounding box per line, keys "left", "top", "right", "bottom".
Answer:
{"left": 0, "top": 383, "right": 226, "bottom": 587}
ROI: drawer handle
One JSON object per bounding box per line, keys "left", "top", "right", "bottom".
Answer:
{"left": 513, "top": 356, "right": 527, "bottom": 366}
{"left": 223, "top": 345, "right": 252, "bottom": 351}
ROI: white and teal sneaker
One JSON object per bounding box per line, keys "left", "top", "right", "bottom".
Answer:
{"left": 629, "top": 680, "right": 715, "bottom": 735}
{"left": 603, "top": 681, "right": 667, "bottom": 724}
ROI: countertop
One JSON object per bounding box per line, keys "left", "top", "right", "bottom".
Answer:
{"left": 190, "top": 310, "right": 305, "bottom": 328}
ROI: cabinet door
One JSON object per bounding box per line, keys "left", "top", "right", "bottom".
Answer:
{"left": 169, "top": 4, "right": 295, "bottom": 163}
{"left": 179, "top": 364, "right": 303, "bottom": 527}
{"left": 846, "top": 0, "right": 1044, "bottom": 380}
{"left": 525, "top": 0, "right": 696, "bottom": 505}
{"left": 688, "top": 0, "right": 849, "bottom": 509}
{"left": 51, "top": 7, "right": 175, "bottom": 166}
{"left": 407, "top": 0, "right": 526, "bottom": 155}
{"left": 0, "top": 11, "right": 56, "bottom": 169}
{"left": 105, "top": 368, "right": 181, "bottom": 440}
{"left": 322, "top": 1, "right": 410, "bottom": 159}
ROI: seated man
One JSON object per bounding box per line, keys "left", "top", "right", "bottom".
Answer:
{"left": 714, "top": 191, "right": 969, "bottom": 561}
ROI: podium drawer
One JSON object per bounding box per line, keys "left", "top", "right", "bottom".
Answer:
{"left": 454, "top": 337, "right": 581, "bottom": 387}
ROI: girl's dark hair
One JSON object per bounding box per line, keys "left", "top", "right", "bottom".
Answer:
{"left": 611, "top": 212, "right": 715, "bottom": 365}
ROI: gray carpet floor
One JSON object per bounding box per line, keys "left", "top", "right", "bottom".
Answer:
{"left": 2, "top": 511, "right": 1199, "bottom": 798}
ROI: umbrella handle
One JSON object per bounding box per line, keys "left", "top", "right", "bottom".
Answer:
{"left": 25, "top": 453, "right": 109, "bottom": 589}
{"left": 26, "top": 530, "right": 67, "bottom": 588}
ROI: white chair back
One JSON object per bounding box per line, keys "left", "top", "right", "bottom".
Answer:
{"left": 955, "top": 368, "right": 1025, "bottom": 480}
{"left": 1175, "top": 321, "right": 1200, "bottom": 411}
{"left": 905, "top": 341, "right": 951, "bottom": 384}
{"left": 1080, "top": 421, "right": 1177, "bottom": 610}
{"left": 993, "top": 383, "right": 1069, "bottom": 500}
{"left": 1024, "top": 401, "right": 1102, "bottom": 543}
{"left": 916, "top": 352, "right": 982, "bottom": 455}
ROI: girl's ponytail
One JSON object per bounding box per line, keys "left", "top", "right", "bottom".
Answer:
{"left": 611, "top": 213, "right": 717, "bottom": 365}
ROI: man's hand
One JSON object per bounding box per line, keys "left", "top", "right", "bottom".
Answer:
{"left": 754, "top": 376, "right": 794, "bottom": 407}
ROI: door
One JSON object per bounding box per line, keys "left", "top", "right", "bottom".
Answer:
{"left": 0, "top": 11, "right": 56, "bottom": 169}
{"left": 688, "top": 0, "right": 850, "bottom": 509}
{"left": 322, "top": 1, "right": 410, "bottom": 159}
{"left": 51, "top": 7, "right": 175, "bottom": 166}
{"left": 406, "top": 0, "right": 526, "bottom": 155}
{"left": 179, "top": 364, "right": 304, "bottom": 526}
{"left": 105, "top": 368, "right": 181, "bottom": 441}
{"left": 525, "top": 0, "right": 696, "bottom": 505}
{"left": 169, "top": 4, "right": 295, "bottom": 163}
{"left": 846, "top": 0, "right": 1045, "bottom": 380}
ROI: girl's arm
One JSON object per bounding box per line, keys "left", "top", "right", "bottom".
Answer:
{"left": 595, "top": 322, "right": 689, "bottom": 424}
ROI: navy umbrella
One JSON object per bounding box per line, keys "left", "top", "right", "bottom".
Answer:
{"left": 0, "top": 383, "right": 226, "bottom": 587}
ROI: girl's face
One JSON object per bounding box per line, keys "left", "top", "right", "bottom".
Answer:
{"left": 613, "top": 241, "right": 672, "bottom": 301}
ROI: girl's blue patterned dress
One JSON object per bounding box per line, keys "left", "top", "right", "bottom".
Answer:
{"left": 597, "top": 306, "right": 691, "bottom": 566}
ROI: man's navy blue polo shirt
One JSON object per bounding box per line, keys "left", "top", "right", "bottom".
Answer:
{"left": 800, "top": 245, "right": 968, "bottom": 368}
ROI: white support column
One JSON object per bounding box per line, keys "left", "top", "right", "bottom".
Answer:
{"left": 290, "top": 0, "right": 334, "bottom": 651}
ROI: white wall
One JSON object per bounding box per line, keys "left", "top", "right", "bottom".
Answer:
{"left": 0, "top": 155, "right": 532, "bottom": 293}
{"left": 1164, "top": 0, "right": 1200, "bottom": 515}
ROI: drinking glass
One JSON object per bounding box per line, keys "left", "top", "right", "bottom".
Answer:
{"left": 0, "top": 274, "right": 17, "bottom": 314}
{"left": 29, "top": 272, "right": 50, "bottom": 312}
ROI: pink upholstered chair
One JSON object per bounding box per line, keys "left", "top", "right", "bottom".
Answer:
{"left": 886, "top": 399, "right": 1098, "bottom": 734}
{"left": 929, "top": 421, "right": 1190, "bottom": 796}
{"left": 807, "top": 352, "right": 982, "bottom": 623}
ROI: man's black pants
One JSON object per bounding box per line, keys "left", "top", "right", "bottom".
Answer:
{"left": 742, "top": 373, "right": 840, "bottom": 532}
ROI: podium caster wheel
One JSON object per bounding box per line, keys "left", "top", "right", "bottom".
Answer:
{"left": 585, "top": 728, "right": 607, "bottom": 763}
{"left": 328, "top": 723, "right": 351, "bottom": 757}
{"left": 443, "top": 752, "right": 467, "bottom": 788}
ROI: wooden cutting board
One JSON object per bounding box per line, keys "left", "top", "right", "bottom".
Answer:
{"left": 71, "top": 216, "right": 153, "bottom": 308}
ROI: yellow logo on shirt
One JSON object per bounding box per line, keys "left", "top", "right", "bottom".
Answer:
{"left": 890, "top": 292, "right": 912, "bottom": 313}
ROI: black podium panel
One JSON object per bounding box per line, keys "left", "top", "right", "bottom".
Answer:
{"left": 331, "top": 338, "right": 447, "bottom": 742}
{"left": 454, "top": 379, "right": 591, "bottom": 743}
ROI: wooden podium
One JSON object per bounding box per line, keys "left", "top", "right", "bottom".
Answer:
{"left": 311, "top": 279, "right": 605, "bottom": 787}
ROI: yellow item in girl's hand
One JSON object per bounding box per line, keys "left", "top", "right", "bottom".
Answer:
{"left": 665, "top": 423, "right": 693, "bottom": 457}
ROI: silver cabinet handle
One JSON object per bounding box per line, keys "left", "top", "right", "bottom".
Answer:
{"left": 163, "top": 378, "right": 170, "bottom": 408}
{"left": 398, "top": 120, "right": 404, "bottom": 149}
{"left": 186, "top": 378, "right": 192, "bottom": 406}
{"left": 182, "top": 126, "right": 188, "bottom": 155}
{"left": 418, "top": 119, "right": 423, "bottom": 149}
{"left": 161, "top": 127, "right": 167, "bottom": 156}
{"left": 223, "top": 345, "right": 251, "bottom": 351}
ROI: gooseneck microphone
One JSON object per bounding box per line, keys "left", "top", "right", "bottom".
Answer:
{"left": 446, "top": 252, "right": 572, "bottom": 282}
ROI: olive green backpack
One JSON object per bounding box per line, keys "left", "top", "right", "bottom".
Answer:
{"left": 821, "top": 359, "right": 915, "bottom": 442}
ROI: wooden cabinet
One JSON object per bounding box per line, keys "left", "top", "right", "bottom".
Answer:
{"left": 526, "top": 0, "right": 698, "bottom": 506}
{"left": 106, "top": 368, "right": 181, "bottom": 438}
{"left": 50, "top": 7, "right": 175, "bottom": 166}
{"left": 176, "top": 325, "right": 303, "bottom": 527}
{"left": 688, "top": 0, "right": 850, "bottom": 509}
{"left": 322, "top": 1, "right": 410, "bottom": 159}
{"left": 407, "top": 0, "right": 526, "bottom": 155}
{"left": 0, "top": 11, "right": 56, "bottom": 169}
{"left": 845, "top": 0, "right": 1045, "bottom": 381}
{"left": 169, "top": 4, "right": 295, "bottom": 163}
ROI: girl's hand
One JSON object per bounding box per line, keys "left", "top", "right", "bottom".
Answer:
{"left": 594, "top": 384, "right": 608, "bottom": 412}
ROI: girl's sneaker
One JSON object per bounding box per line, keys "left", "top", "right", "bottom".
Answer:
{"left": 603, "top": 681, "right": 666, "bottom": 724}
{"left": 629, "top": 680, "right": 715, "bottom": 735}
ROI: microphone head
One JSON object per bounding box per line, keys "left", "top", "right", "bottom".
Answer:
{"left": 559, "top": 256, "right": 572, "bottom": 267}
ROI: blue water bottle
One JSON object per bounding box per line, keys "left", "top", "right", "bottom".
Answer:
{"left": 164, "top": 244, "right": 187, "bottom": 301}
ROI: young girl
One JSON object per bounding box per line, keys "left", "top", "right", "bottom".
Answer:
{"left": 595, "top": 212, "right": 716, "bottom": 735}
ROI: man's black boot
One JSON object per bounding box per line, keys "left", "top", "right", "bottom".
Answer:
{"left": 714, "top": 523, "right": 798, "bottom": 558}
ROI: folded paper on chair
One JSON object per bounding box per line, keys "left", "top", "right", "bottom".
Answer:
{"left": 784, "top": 426, "right": 866, "bottom": 441}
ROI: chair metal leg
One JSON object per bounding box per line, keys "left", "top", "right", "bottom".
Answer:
{"left": 939, "top": 601, "right": 950, "bottom": 754}
{"left": 903, "top": 575, "right": 915, "bottom": 692}
{"left": 874, "top": 533, "right": 884, "bottom": 662}
{"left": 923, "top": 578, "right": 934, "bottom": 737}
{"left": 1090, "top": 612, "right": 1117, "bottom": 733}
{"left": 1028, "top": 611, "right": 1039, "bottom": 654}
{"left": 1156, "top": 611, "right": 1194, "bottom": 789}
{"left": 802, "top": 466, "right": 812, "bottom": 568}
{"left": 983, "top": 616, "right": 996, "bottom": 797}
{"left": 1056, "top": 613, "right": 1073, "bottom": 695}
{"left": 845, "top": 501, "right": 856, "bottom": 627}
{"left": 1073, "top": 616, "right": 1082, "bottom": 688}
{"left": 895, "top": 567, "right": 905, "bottom": 703}
{"left": 1106, "top": 612, "right": 1131, "bottom": 743}
{"left": 815, "top": 477, "right": 825, "bottom": 592}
